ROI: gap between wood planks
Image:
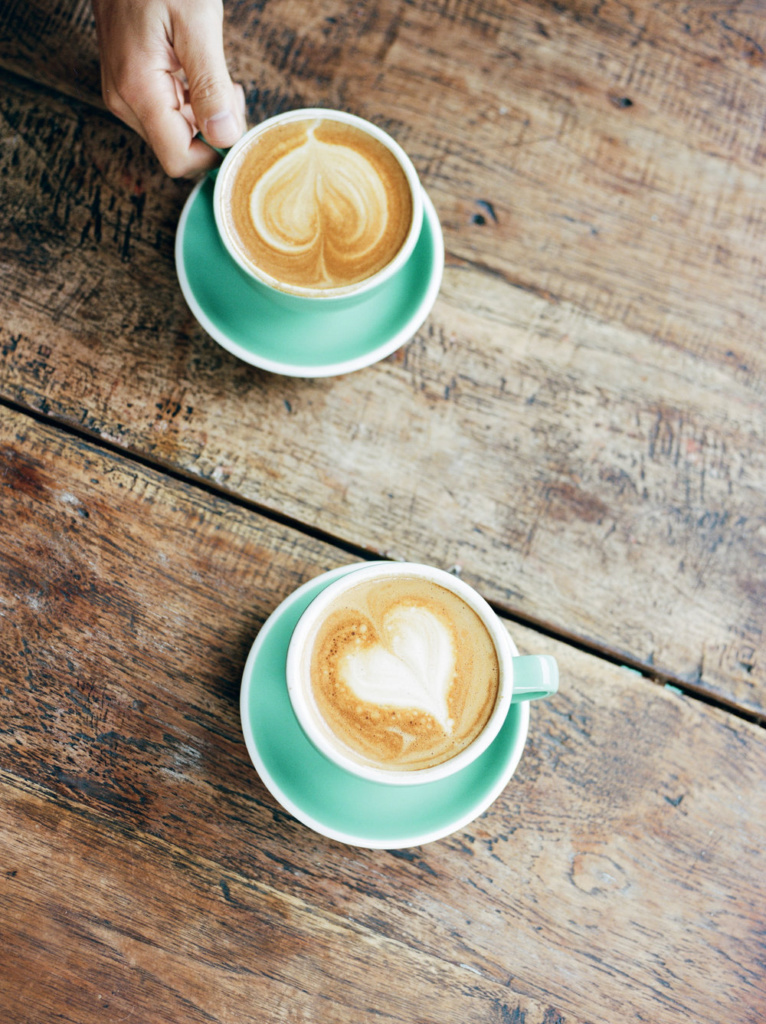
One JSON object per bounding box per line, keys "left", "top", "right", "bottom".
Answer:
{"left": 3, "top": 393, "right": 764, "bottom": 731}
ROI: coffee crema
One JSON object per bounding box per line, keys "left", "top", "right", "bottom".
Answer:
{"left": 304, "top": 576, "right": 500, "bottom": 772}
{"left": 220, "top": 118, "right": 414, "bottom": 292}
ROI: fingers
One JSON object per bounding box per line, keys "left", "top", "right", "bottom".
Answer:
{"left": 93, "top": 0, "right": 246, "bottom": 177}
{"left": 173, "top": 11, "right": 247, "bottom": 150}
{"left": 134, "top": 76, "right": 222, "bottom": 178}
{"left": 102, "top": 61, "right": 215, "bottom": 178}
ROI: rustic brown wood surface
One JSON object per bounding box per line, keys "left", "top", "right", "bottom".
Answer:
{"left": 1, "top": 0, "right": 765, "bottom": 1021}
{"left": 2, "top": 408, "right": 765, "bottom": 1024}
{"left": 1, "top": 0, "right": 764, "bottom": 715}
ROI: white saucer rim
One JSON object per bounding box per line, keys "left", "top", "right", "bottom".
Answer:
{"left": 239, "top": 564, "right": 530, "bottom": 849}
{"left": 175, "top": 183, "right": 444, "bottom": 378}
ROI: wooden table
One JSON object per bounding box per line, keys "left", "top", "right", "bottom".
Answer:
{"left": 1, "top": 1, "right": 764, "bottom": 1020}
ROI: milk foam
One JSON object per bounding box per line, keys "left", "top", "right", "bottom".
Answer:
{"left": 248, "top": 125, "right": 390, "bottom": 287}
{"left": 223, "top": 118, "right": 413, "bottom": 292}
{"left": 338, "top": 605, "right": 455, "bottom": 733}
{"left": 306, "top": 575, "right": 500, "bottom": 772}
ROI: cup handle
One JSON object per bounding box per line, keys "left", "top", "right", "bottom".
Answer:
{"left": 198, "top": 134, "right": 229, "bottom": 159}
{"left": 510, "top": 654, "right": 559, "bottom": 702}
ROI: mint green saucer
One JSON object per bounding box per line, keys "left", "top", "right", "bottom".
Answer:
{"left": 239, "top": 564, "right": 530, "bottom": 849}
{"left": 175, "top": 179, "right": 444, "bottom": 377}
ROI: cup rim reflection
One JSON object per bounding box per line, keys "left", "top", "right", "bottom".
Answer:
{"left": 285, "top": 562, "right": 514, "bottom": 786}
{"left": 213, "top": 107, "right": 425, "bottom": 303}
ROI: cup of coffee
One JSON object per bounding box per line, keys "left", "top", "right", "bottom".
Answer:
{"left": 285, "top": 562, "right": 558, "bottom": 785}
{"left": 213, "top": 109, "right": 424, "bottom": 310}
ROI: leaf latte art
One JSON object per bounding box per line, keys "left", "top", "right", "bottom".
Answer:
{"left": 250, "top": 134, "right": 389, "bottom": 284}
{"left": 223, "top": 118, "right": 413, "bottom": 292}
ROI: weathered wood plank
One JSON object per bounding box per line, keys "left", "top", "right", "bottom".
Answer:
{"left": 3, "top": 777, "right": 566, "bottom": 1024}
{"left": 0, "top": 0, "right": 100, "bottom": 103}
{"left": 2, "top": 68, "right": 763, "bottom": 714}
{"left": 1, "top": 407, "right": 764, "bottom": 1023}
{"left": 3, "top": 0, "right": 766, "bottom": 355}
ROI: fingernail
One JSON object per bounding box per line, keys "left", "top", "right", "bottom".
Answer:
{"left": 205, "top": 110, "right": 238, "bottom": 142}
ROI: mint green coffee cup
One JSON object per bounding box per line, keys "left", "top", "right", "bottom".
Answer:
{"left": 213, "top": 108, "right": 424, "bottom": 313}
{"left": 286, "top": 562, "right": 559, "bottom": 786}
{"left": 240, "top": 563, "right": 556, "bottom": 847}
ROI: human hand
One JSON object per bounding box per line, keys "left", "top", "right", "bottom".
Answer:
{"left": 92, "top": 0, "right": 247, "bottom": 178}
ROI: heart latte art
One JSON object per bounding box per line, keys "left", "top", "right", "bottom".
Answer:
{"left": 305, "top": 576, "right": 500, "bottom": 771}
{"left": 221, "top": 118, "right": 413, "bottom": 292}
{"left": 339, "top": 605, "right": 456, "bottom": 733}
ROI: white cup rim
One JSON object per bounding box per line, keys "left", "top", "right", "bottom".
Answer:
{"left": 285, "top": 562, "right": 514, "bottom": 786}
{"left": 213, "top": 108, "right": 424, "bottom": 300}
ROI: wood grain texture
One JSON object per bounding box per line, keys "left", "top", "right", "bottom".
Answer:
{"left": 0, "top": 0, "right": 100, "bottom": 102}
{"left": 2, "top": 65, "right": 763, "bottom": 716}
{"left": 1, "top": 0, "right": 765, "bottom": 719}
{"left": 2, "top": 408, "right": 765, "bottom": 1024}
{"left": 2, "top": 777, "right": 571, "bottom": 1024}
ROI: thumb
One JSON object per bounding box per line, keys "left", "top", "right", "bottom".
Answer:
{"left": 174, "top": 11, "right": 245, "bottom": 148}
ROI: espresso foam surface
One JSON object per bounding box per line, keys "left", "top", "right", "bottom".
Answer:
{"left": 306, "top": 576, "right": 500, "bottom": 771}
{"left": 223, "top": 119, "right": 413, "bottom": 291}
